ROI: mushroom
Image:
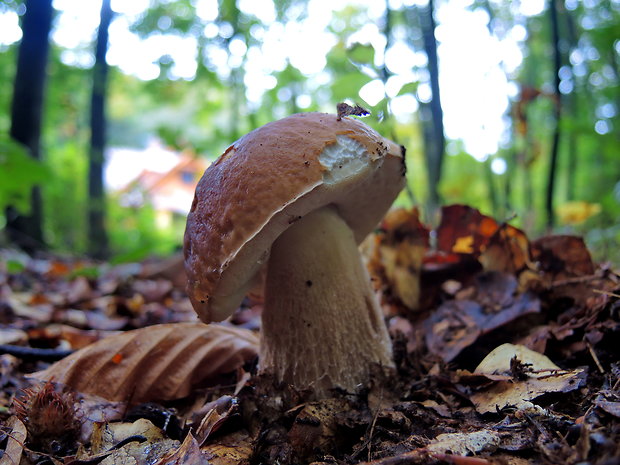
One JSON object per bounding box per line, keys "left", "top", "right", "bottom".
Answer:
{"left": 184, "top": 112, "right": 406, "bottom": 398}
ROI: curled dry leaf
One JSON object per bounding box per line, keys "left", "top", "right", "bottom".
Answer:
{"left": 468, "top": 343, "right": 586, "bottom": 414}
{"left": 364, "top": 207, "right": 430, "bottom": 312}
{"left": 194, "top": 396, "right": 238, "bottom": 446}
{"left": 436, "top": 205, "right": 531, "bottom": 275}
{"left": 32, "top": 323, "right": 259, "bottom": 404}
{"left": 154, "top": 433, "right": 206, "bottom": 465}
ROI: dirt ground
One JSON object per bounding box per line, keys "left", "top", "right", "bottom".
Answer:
{"left": 1, "top": 206, "right": 618, "bottom": 464}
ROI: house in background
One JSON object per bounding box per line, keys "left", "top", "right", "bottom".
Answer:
{"left": 119, "top": 153, "right": 209, "bottom": 230}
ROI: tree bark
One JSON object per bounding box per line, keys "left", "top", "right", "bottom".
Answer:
{"left": 545, "top": 0, "right": 562, "bottom": 229}
{"left": 6, "top": 0, "right": 54, "bottom": 252}
{"left": 563, "top": 5, "right": 577, "bottom": 201}
{"left": 88, "top": 0, "right": 113, "bottom": 259}
{"left": 419, "top": 0, "right": 445, "bottom": 211}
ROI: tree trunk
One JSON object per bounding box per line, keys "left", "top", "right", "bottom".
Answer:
{"left": 420, "top": 0, "right": 445, "bottom": 212}
{"left": 545, "top": 0, "right": 562, "bottom": 229}
{"left": 6, "top": 0, "right": 53, "bottom": 252}
{"left": 88, "top": 0, "right": 113, "bottom": 259}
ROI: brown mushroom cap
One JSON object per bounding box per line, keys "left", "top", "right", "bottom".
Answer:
{"left": 184, "top": 112, "right": 405, "bottom": 322}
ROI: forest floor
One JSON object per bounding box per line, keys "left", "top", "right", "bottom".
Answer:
{"left": 0, "top": 205, "right": 618, "bottom": 465}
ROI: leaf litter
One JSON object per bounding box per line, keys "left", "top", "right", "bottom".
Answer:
{"left": 0, "top": 204, "right": 618, "bottom": 464}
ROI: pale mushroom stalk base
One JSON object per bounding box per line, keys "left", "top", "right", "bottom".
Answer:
{"left": 260, "top": 206, "right": 394, "bottom": 398}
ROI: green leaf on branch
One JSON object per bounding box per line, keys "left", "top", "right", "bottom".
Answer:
{"left": 330, "top": 72, "right": 373, "bottom": 102}
{"left": 397, "top": 81, "right": 419, "bottom": 96}
{"left": 347, "top": 42, "right": 375, "bottom": 65}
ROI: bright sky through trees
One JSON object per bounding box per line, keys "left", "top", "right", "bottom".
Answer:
{"left": 0, "top": 0, "right": 545, "bottom": 168}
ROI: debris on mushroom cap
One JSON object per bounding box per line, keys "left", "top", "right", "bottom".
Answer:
{"left": 336, "top": 102, "right": 370, "bottom": 120}
{"left": 184, "top": 112, "right": 406, "bottom": 323}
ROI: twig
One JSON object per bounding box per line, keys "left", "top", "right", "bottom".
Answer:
{"left": 586, "top": 342, "right": 605, "bottom": 374}
{"left": 358, "top": 448, "right": 492, "bottom": 465}
{"left": 549, "top": 273, "right": 605, "bottom": 287}
{"left": 0, "top": 344, "right": 74, "bottom": 362}
{"left": 367, "top": 388, "right": 383, "bottom": 462}
{"left": 592, "top": 289, "right": 620, "bottom": 299}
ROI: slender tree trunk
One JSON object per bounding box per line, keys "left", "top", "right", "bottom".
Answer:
{"left": 6, "top": 0, "right": 53, "bottom": 252}
{"left": 88, "top": 0, "right": 113, "bottom": 259}
{"left": 380, "top": 0, "right": 393, "bottom": 128}
{"left": 545, "top": 0, "right": 562, "bottom": 229}
{"left": 420, "top": 0, "right": 445, "bottom": 211}
{"left": 484, "top": 159, "right": 499, "bottom": 216}
{"left": 564, "top": 5, "right": 578, "bottom": 201}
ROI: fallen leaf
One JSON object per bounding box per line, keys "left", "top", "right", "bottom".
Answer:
{"left": 32, "top": 323, "right": 259, "bottom": 404}
{"left": 154, "top": 433, "right": 206, "bottom": 465}
{"left": 0, "top": 416, "right": 27, "bottom": 465}
{"left": 596, "top": 400, "right": 620, "bottom": 418}
{"left": 288, "top": 398, "right": 351, "bottom": 459}
{"left": 437, "top": 205, "right": 531, "bottom": 275}
{"left": 426, "top": 430, "right": 501, "bottom": 456}
{"left": 364, "top": 207, "right": 429, "bottom": 312}
{"left": 418, "top": 399, "right": 451, "bottom": 418}
{"left": 532, "top": 235, "right": 595, "bottom": 279}
{"left": 436, "top": 205, "right": 496, "bottom": 256}
{"left": 424, "top": 273, "right": 540, "bottom": 362}
{"left": 594, "top": 390, "right": 620, "bottom": 418}
{"left": 556, "top": 201, "right": 601, "bottom": 225}
{"left": 469, "top": 343, "right": 586, "bottom": 414}
{"left": 86, "top": 418, "right": 179, "bottom": 465}
{"left": 202, "top": 430, "right": 255, "bottom": 465}
{"left": 194, "top": 396, "right": 238, "bottom": 445}
{"left": 0, "top": 327, "right": 27, "bottom": 345}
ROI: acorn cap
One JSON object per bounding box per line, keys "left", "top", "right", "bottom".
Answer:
{"left": 184, "top": 112, "right": 406, "bottom": 322}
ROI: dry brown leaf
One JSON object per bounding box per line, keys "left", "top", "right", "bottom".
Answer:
{"left": 32, "top": 323, "right": 259, "bottom": 404}
{"left": 0, "top": 416, "right": 27, "bottom": 465}
{"left": 424, "top": 273, "right": 540, "bottom": 362}
{"left": 469, "top": 343, "right": 586, "bottom": 414}
{"left": 426, "top": 430, "right": 501, "bottom": 456}
{"left": 532, "top": 235, "right": 595, "bottom": 279}
{"left": 288, "top": 398, "right": 351, "bottom": 459}
{"left": 202, "top": 430, "right": 255, "bottom": 465}
{"left": 85, "top": 418, "right": 179, "bottom": 465}
{"left": 194, "top": 396, "right": 238, "bottom": 446}
{"left": 364, "top": 207, "right": 429, "bottom": 312}
{"left": 437, "top": 205, "right": 531, "bottom": 275}
{"left": 154, "top": 433, "right": 206, "bottom": 465}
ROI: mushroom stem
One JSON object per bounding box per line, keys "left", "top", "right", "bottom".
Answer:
{"left": 260, "top": 206, "right": 394, "bottom": 397}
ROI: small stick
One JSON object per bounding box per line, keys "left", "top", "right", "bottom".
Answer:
{"left": 592, "top": 289, "right": 620, "bottom": 299}
{"left": 586, "top": 341, "right": 605, "bottom": 374}
{"left": 0, "top": 345, "right": 74, "bottom": 362}
{"left": 367, "top": 388, "right": 383, "bottom": 462}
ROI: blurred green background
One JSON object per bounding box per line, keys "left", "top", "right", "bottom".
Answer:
{"left": 0, "top": 0, "right": 618, "bottom": 264}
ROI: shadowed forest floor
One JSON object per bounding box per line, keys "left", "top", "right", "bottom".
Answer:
{"left": 1, "top": 205, "right": 618, "bottom": 464}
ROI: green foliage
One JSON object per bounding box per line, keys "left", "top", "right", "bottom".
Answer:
{"left": 5, "top": 258, "right": 25, "bottom": 273}
{"left": 0, "top": 0, "right": 618, "bottom": 262}
{"left": 0, "top": 134, "right": 48, "bottom": 214}
{"left": 347, "top": 42, "right": 375, "bottom": 65}
{"left": 43, "top": 140, "right": 88, "bottom": 253}
{"left": 107, "top": 197, "right": 178, "bottom": 263}
{"left": 130, "top": 0, "right": 196, "bottom": 36}
{"left": 330, "top": 72, "right": 372, "bottom": 103}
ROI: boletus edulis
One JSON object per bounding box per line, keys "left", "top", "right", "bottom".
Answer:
{"left": 184, "top": 112, "right": 405, "bottom": 398}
